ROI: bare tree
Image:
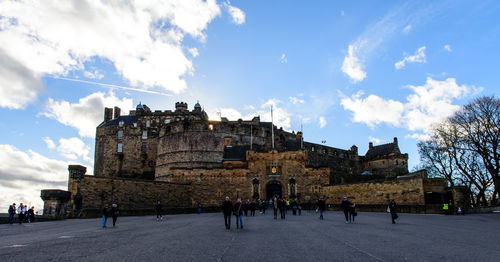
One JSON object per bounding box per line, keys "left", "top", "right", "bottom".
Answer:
{"left": 450, "top": 96, "right": 500, "bottom": 203}
{"left": 417, "top": 96, "right": 499, "bottom": 206}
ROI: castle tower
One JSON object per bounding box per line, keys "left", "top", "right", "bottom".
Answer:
{"left": 175, "top": 102, "right": 188, "bottom": 112}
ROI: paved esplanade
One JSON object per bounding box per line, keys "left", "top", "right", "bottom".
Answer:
{"left": 1, "top": 211, "right": 499, "bottom": 261}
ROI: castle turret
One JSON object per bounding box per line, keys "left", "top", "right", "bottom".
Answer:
{"left": 369, "top": 142, "right": 373, "bottom": 149}
{"left": 175, "top": 102, "right": 188, "bottom": 112}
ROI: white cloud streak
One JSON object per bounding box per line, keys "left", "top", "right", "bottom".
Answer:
{"left": 225, "top": 1, "right": 245, "bottom": 25}
{"left": 395, "top": 46, "right": 426, "bottom": 70}
{"left": 280, "top": 53, "right": 288, "bottom": 64}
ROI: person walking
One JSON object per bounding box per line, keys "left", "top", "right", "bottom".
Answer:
{"left": 111, "top": 203, "right": 119, "bottom": 227}
{"left": 155, "top": 201, "right": 163, "bottom": 222}
{"left": 243, "top": 200, "right": 250, "bottom": 216}
{"left": 8, "top": 203, "right": 16, "bottom": 224}
{"left": 389, "top": 200, "right": 398, "bottom": 224}
{"left": 261, "top": 199, "right": 267, "bottom": 214}
{"left": 102, "top": 204, "right": 109, "bottom": 228}
{"left": 250, "top": 200, "right": 256, "bottom": 216}
{"left": 233, "top": 198, "right": 244, "bottom": 229}
{"left": 317, "top": 198, "right": 326, "bottom": 220}
{"left": 349, "top": 202, "right": 357, "bottom": 223}
{"left": 27, "top": 206, "right": 35, "bottom": 223}
{"left": 307, "top": 200, "right": 312, "bottom": 212}
{"left": 273, "top": 197, "right": 278, "bottom": 219}
{"left": 222, "top": 196, "right": 233, "bottom": 230}
{"left": 298, "top": 200, "right": 302, "bottom": 216}
{"left": 278, "top": 198, "right": 286, "bottom": 219}
{"left": 197, "top": 202, "right": 202, "bottom": 215}
{"left": 340, "top": 197, "right": 351, "bottom": 223}
{"left": 17, "top": 203, "right": 24, "bottom": 224}
{"left": 292, "top": 199, "right": 298, "bottom": 215}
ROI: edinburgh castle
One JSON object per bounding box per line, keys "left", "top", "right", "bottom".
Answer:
{"left": 41, "top": 102, "right": 466, "bottom": 217}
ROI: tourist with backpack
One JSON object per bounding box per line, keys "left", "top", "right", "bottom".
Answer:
{"left": 233, "top": 198, "right": 244, "bottom": 229}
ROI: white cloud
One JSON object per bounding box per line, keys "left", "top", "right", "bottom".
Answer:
{"left": 42, "top": 92, "right": 134, "bottom": 138}
{"left": 83, "top": 69, "right": 104, "bottom": 80}
{"left": 56, "top": 137, "right": 92, "bottom": 163}
{"left": 280, "top": 53, "right": 288, "bottom": 64}
{"left": 395, "top": 46, "right": 426, "bottom": 70}
{"left": 341, "top": 10, "right": 345, "bottom": 16}
{"left": 404, "top": 77, "right": 472, "bottom": 132}
{"left": 340, "top": 3, "right": 446, "bottom": 83}
{"left": 403, "top": 25, "right": 412, "bottom": 33}
{"left": 43, "top": 137, "right": 56, "bottom": 150}
{"left": 0, "top": 144, "right": 70, "bottom": 212}
{"left": 341, "top": 44, "right": 367, "bottom": 83}
{"left": 341, "top": 91, "right": 405, "bottom": 128}
{"left": 188, "top": 47, "right": 199, "bottom": 57}
{"left": 368, "top": 136, "right": 381, "bottom": 144}
{"left": 444, "top": 44, "right": 452, "bottom": 52}
{"left": 319, "top": 116, "right": 327, "bottom": 128}
{"left": 0, "top": 0, "right": 223, "bottom": 108}
{"left": 341, "top": 77, "right": 476, "bottom": 135}
{"left": 225, "top": 1, "right": 245, "bottom": 25}
{"left": 289, "top": 96, "right": 304, "bottom": 105}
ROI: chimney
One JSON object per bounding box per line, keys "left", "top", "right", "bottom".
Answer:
{"left": 114, "top": 107, "right": 121, "bottom": 119}
{"left": 104, "top": 108, "right": 113, "bottom": 122}
{"left": 369, "top": 142, "right": 373, "bottom": 149}
{"left": 393, "top": 137, "right": 398, "bottom": 145}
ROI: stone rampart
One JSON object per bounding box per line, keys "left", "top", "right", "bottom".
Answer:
{"left": 324, "top": 176, "right": 425, "bottom": 206}
{"left": 69, "top": 175, "right": 192, "bottom": 217}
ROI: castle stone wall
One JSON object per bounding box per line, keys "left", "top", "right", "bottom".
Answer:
{"left": 324, "top": 176, "right": 425, "bottom": 205}
{"left": 69, "top": 175, "right": 191, "bottom": 216}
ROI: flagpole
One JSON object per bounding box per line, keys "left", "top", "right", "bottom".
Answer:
{"left": 271, "top": 106, "right": 274, "bottom": 149}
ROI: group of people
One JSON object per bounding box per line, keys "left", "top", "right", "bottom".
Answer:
{"left": 7, "top": 203, "right": 35, "bottom": 224}
{"left": 222, "top": 196, "right": 244, "bottom": 229}
{"left": 101, "top": 203, "right": 120, "bottom": 228}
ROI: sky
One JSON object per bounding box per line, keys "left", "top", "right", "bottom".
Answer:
{"left": 1, "top": 0, "right": 499, "bottom": 211}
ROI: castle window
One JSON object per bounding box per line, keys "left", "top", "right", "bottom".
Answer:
{"left": 119, "top": 120, "right": 124, "bottom": 127}
{"left": 133, "top": 122, "right": 137, "bottom": 128}
{"left": 146, "top": 120, "right": 151, "bottom": 128}
{"left": 117, "top": 130, "right": 123, "bottom": 139}
{"left": 165, "top": 119, "right": 171, "bottom": 124}
{"left": 311, "top": 147, "right": 315, "bottom": 152}
{"left": 117, "top": 143, "right": 123, "bottom": 153}
{"left": 141, "top": 141, "right": 147, "bottom": 153}
{"left": 224, "top": 136, "right": 232, "bottom": 147}
{"left": 142, "top": 131, "right": 147, "bottom": 140}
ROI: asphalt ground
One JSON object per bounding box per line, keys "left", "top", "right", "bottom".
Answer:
{"left": 1, "top": 210, "right": 499, "bottom": 261}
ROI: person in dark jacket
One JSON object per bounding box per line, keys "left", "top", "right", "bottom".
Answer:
{"left": 340, "top": 197, "right": 351, "bottom": 223}
{"left": 222, "top": 196, "right": 233, "bottom": 229}
{"left": 349, "top": 202, "right": 357, "bottom": 223}
{"left": 317, "top": 198, "right": 326, "bottom": 220}
{"left": 111, "top": 203, "right": 119, "bottom": 227}
{"left": 8, "top": 203, "right": 16, "bottom": 224}
{"left": 234, "top": 198, "right": 244, "bottom": 229}
{"left": 249, "top": 200, "right": 256, "bottom": 216}
{"left": 261, "top": 199, "right": 267, "bottom": 214}
{"left": 389, "top": 200, "right": 398, "bottom": 224}
{"left": 102, "top": 204, "right": 109, "bottom": 228}
{"left": 278, "top": 198, "right": 286, "bottom": 219}
{"left": 155, "top": 201, "right": 163, "bottom": 222}
{"left": 27, "top": 207, "right": 35, "bottom": 223}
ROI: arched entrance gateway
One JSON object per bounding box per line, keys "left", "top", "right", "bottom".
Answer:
{"left": 266, "top": 180, "right": 282, "bottom": 200}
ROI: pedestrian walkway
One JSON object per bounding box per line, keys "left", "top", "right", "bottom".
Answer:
{"left": 0, "top": 211, "right": 499, "bottom": 261}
